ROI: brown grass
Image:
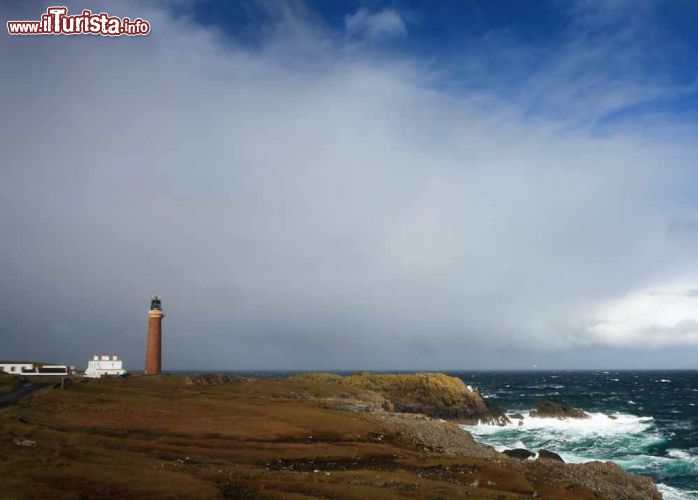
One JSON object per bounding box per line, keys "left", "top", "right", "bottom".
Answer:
{"left": 0, "top": 375, "right": 599, "bottom": 499}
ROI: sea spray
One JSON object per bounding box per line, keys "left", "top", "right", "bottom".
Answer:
{"left": 451, "top": 370, "right": 698, "bottom": 497}
{"left": 463, "top": 411, "right": 662, "bottom": 464}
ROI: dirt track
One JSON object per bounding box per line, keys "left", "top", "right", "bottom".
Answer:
{"left": 0, "top": 382, "right": 42, "bottom": 409}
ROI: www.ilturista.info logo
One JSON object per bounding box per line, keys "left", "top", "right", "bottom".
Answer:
{"left": 7, "top": 6, "right": 150, "bottom": 36}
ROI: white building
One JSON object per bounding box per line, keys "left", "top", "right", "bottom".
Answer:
{"left": 84, "top": 355, "right": 126, "bottom": 378}
{"left": 0, "top": 361, "right": 36, "bottom": 375}
{"left": 23, "top": 365, "right": 70, "bottom": 376}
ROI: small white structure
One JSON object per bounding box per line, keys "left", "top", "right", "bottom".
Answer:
{"left": 84, "top": 355, "right": 126, "bottom": 378}
{"left": 0, "top": 361, "right": 35, "bottom": 374}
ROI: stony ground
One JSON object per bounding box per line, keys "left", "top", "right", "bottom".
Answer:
{"left": 0, "top": 374, "right": 660, "bottom": 499}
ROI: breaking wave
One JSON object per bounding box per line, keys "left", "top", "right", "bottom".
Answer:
{"left": 453, "top": 370, "right": 698, "bottom": 497}
{"left": 463, "top": 411, "right": 698, "bottom": 497}
{"left": 463, "top": 411, "right": 661, "bottom": 464}
{"left": 657, "top": 483, "right": 698, "bottom": 500}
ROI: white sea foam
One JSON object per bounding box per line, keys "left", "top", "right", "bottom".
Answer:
{"left": 467, "top": 411, "right": 653, "bottom": 436}
{"left": 464, "top": 412, "right": 697, "bottom": 498}
{"left": 525, "top": 384, "right": 565, "bottom": 389}
{"left": 668, "top": 449, "right": 693, "bottom": 460}
{"left": 657, "top": 483, "right": 698, "bottom": 500}
{"left": 613, "top": 451, "right": 698, "bottom": 481}
{"left": 492, "top": 439, "right": 528, "bottom": 453}
{"left": 462, "top": 411, "right": 663, "bottom": 467}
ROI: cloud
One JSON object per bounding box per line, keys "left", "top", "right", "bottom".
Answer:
{"left": 587, "top": 286, "right": 698, "bottom": 347}
{"left": 345, "top": 7, "right": 407, "bottom": 40}
{"left": 1, "top": 0, "right": 698, "bottom": 369}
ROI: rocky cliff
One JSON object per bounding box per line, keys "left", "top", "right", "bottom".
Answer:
{"left": 292, "top": 372, "right": 509, "bottom": 425}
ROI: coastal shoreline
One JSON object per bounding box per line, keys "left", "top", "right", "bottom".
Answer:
{"left": 0, "top": 372, "right": 662, "bottom": 499}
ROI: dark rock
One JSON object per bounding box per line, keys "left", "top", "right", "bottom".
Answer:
{"left": 608, "top": 415, "right": 618, "bottom": 420}
{"left": 538, "top": 449, "right": 564, "bottom": 462}
{"left": 503, "top": 448, "right": 535, "bottom": 460}
{"left": 529, "top": 398, "right": 589, "bottom": 419}
{"left": 509, "top": 413, "right": 524, "bottom": 420}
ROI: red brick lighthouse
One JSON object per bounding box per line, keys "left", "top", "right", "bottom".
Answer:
{"left": 145, "top": 296, "right": 164, "bottom": 375}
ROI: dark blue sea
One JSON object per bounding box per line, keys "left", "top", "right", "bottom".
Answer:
{"left": 454, "top": 370, "right": 698, "bottom": 500}
{"left": 172, "top": 370, "right": 697, "bottom": 498}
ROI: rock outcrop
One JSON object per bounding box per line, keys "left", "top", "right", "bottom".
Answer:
{"left": 515, "top": 459, "right": 660, "bottom": 500}
{"left": 503, "top": 448, "right": 535, "bottom": 459}
{"left": 538, "top": 449, "right": 564, "bottom": 462}
{"left": 367, "top": 411, "right": 500, "bottom": 459}
{"left": 298, "top": 372, "right": 509, "bottom": 425}
{"left": 530, "top": 397, "right": 589, "bottom": 419}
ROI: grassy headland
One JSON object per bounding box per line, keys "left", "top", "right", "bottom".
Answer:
{"left": 0, "top": 373, "right": 659, "bottom": 499}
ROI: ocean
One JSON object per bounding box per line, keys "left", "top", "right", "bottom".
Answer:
{"left": 454, "top": 370, "right": 698, "bottom": 500}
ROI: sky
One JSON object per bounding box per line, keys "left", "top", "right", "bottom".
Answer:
{"left": 2, "top": 0, "right": 698, "bottom": 370}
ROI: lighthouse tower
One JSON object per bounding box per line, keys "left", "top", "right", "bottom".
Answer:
{"left": 145, "top": 296, "right": 164, "bottom": 375}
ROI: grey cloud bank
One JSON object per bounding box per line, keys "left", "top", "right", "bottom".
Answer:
{"left": 2, "top": 1, "right": 698, "bottom": 370}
